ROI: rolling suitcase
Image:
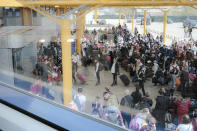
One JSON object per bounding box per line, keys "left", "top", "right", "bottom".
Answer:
{"left": 119, "top": 74, "right": 130, "bottom": 86}
{"left": 77, "top": 72, "right": 87, "bottom": 84}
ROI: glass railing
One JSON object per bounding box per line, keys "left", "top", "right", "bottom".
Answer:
{"left": 1, "top": 6, "right": 197, "bottom": 131}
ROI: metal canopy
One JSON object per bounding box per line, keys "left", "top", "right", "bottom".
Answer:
{"left": 8, "top": 0, "right": 197, "bottom": 7}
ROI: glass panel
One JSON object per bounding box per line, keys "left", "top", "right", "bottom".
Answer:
{"left": 7, "top": 11, "right": 12, "bottom": 17}
{"left": 16, "top": 11, "right": 20, "bottom": 17}
{"left": 0, "top": 6, "right": 197, "bottom": 131}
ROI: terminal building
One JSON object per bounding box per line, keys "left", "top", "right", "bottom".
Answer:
{"left": 0, "top": 1, "right": 197, "bottom": 131}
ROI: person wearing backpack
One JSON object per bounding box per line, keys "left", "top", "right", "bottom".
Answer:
{"left": 91, "top": 96, "right": 103, "bottom": 118}
{"left": 170, "top": 61, "right": 180, "bottom": 88}
{"left": 103, "top": 90, "right": 124, "bottom": 127}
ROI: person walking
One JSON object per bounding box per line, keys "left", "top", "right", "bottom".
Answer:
{"left": 95, "top": 59, "right": 101, "bottom": 86}
{"left": 72, "top": 52, "right": 79, "bottom": 72}
{"left": 111, "top": 58, "right": 119, "bottom": 86}
{"left": 138, "top": 64, "right": 146, "bottom": 96}
{"left": 169, "top": 61, "right": 179, "bottom": 89}
{"left": 180, "top": 66, "right": 189, "bottom": 98}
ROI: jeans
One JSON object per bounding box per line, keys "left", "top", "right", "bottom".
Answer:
{"left": 96, "top": 71, "right": 100, "bottom": 84}
{"left": 172, "top": 74, "right": 177, "bottom": 88}
{"left": 112, "top": 73, "right": 117, "bottom": 85}
{"left": 139, "top": 80, "right": 145, "bottom": 96}
{"left": 121, "top": 111, "right": 131, "bottom": 128}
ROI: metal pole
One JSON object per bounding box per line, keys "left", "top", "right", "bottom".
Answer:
{"left": 94, "top": 8, "right": 97, "bottom": 23}
{"left": 144, "top": 10, "right": 147, "bottom": 35}
{"left": 124, "top": 8, "right": 127, "bottom": 25}
{"left": 64, "top": 7, "right": 68, "bottom": 14}
{"left": 119, "top": 8, "right": 121, "bottom": 25}
{"left": 61, "top": 20, "right": 72, "bottom": 106}
{"left": 31, "top": 9, "right": 33, "bottom": 25}
{"left": 132, "top": 9, "right": 135, "bottom": 33}
{"left": 163, "top": 11, "right": 168, "bottom": 44}
{"left": 76, "top": 15, "right": 85, "bottom": 54}
{"left": 57, "top": 8, "right": 61, "bottom": 16}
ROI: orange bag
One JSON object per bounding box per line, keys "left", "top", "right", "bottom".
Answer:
{"left": 176, "top": 77, "right": 181, "bottom": 86}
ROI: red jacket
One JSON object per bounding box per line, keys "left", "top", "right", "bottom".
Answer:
{"left": 174, "top": 100, "right": 191, "bottom": 116}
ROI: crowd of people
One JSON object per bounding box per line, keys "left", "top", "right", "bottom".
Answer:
{"left": 33, "top": 42, "right": 62, "bottom": 85}
{"left": 70, "top": 24, "right": 197, "bottom": 131}
{"left": 31, "top": 23, "right": 197, "bottom": 130}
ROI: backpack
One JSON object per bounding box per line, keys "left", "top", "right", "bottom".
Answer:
{"left": 138, "top": 66, "right": 145, "bottom": 79}
{"left": 122, "top": 96, "right": 134, "bottom": 108}
{"left": 107, "top": 56, "right": 111, "bottom": 61}
{"left": 99, "top": 63, "right": 104, "bottom": 71}
{"left": 172, "top": 66, "right": 178, "bottom": 75}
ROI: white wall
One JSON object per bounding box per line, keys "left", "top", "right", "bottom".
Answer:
{"left": 0, "top": 103, "right": 57, "bottom": 131}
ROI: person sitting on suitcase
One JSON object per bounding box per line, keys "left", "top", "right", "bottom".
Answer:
{"left": 111, "top": 58, "right": 119, "bottom": 86}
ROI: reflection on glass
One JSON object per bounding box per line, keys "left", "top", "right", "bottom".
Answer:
{"left": 1, "top": 6, "right": 197, "bottom": 131}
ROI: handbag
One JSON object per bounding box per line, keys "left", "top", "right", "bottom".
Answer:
{"left": 176, "top": 77, "right": 181, "bottom": 86}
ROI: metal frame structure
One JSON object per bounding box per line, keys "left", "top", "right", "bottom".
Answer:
{"left": 7, "top": 0, "right": 197, "bottom": 7}
{"left": 1, "top": 0, "right": 197, "bottom": 106}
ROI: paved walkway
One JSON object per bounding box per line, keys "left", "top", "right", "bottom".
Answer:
{"left": 73, "top": 65, "right": 163, "bottom": 114}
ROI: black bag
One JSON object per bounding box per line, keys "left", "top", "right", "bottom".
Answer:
{"left": 152, "top": 76, "right": 157, "bottom": 83}
{"left": 119, "top": 74, "right": 130, "bottom": 86}
{"left": 172, "top": 66, "right": 178, "bottom": 75}
{"left": 99, "top": 63, "right": 104, "bottom": 71}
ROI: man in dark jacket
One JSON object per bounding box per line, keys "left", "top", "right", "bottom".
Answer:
{"left": 138, "top": 64, "right": 146, "bottom": 96}
{"left": 131, "top": 87, "right": 142, "bottom": 105}
{"left": 120, "top": 89, "right": 134, "bottom": 108}
{"left": 120, "top": 89, "right": 134, "bottom": 128}
{"left": 152, "top": 88, "right": 170, "bottom": 125}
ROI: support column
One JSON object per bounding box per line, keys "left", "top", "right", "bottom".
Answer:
{"left": 57, "top": 8, "right": 61, "bottom": 16}
{"left": 64, "top": 7, "right": 68, "bottom": 14}
{"left": 76, "top": 15, "right": 85, "bottom": 54}
{"left": 119, "top": 8, "right": 121, "bottom": 25}
{"left": 124, "top": 9, "right": 127, "bottom": 25}
{"left": 61, "top": 20, "right": 72, "bottom": 106}
{"left": 94, "top": 8, "right": 98, "bottom": 23}
{"left": 132, "top": 9, "right": 135, "bottom": 33}
{"left": 21, "top": 8, "right": 33, "bottom": 26}
{"left": 31, "top": 9, "right": 33, "bottom": 25}
{"left": 144, "top": 10, "right": 147, "bottom": 35}
{"left": 163, "top": 11, "right": 168, "bottom": 44}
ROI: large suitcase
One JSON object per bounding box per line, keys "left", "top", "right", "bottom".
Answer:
{"left": 119, "top": 74, "right": 130, "bottom": 86}
{"left": 77, "top": 72, "right": 87, "bottom": 84}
